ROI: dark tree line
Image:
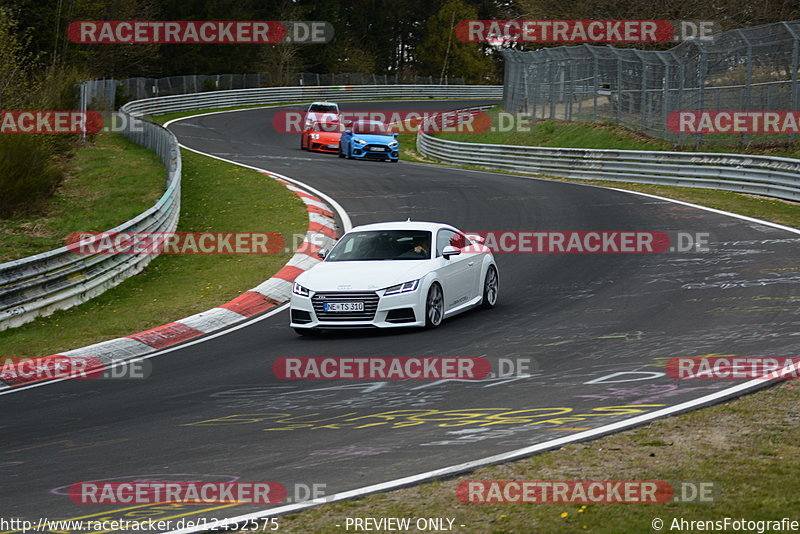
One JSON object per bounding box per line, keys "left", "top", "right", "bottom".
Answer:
{"left": 2, "top": 0, "right": 519, "bottom": 82}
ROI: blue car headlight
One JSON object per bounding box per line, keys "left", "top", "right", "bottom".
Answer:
{"left": 389, "top": 141, "right": 398, "bottom": 147}
{"left": 353, "top": 138, "right": 367, "bottom": 145}
{"left": 383, "top": 279, "right": 419, "bottom": 295}
{"left": 292, "top": 282, "right": 310, "bottom": 297}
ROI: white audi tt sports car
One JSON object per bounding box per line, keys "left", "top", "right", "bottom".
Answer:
{"left": 290, "top": 221, "right": 498, "bottom": 335}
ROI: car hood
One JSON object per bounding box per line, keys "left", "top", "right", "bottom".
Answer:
{"left": 297, "top": 260, "right": 429, "bottom": 292}
{"left": 311, "top": 132, "right": 341, "bottom": 142}
{"left": 351, "top": 133, "right": 396, "bottom": 145}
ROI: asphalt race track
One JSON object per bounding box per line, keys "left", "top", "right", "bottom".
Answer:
{"left": 2, "top": 100, "right": 800, "bottom": 529}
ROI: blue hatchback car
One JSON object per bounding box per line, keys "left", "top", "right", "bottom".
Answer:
{"left": 339, "top": 120, "right": 399, "bottom": 162}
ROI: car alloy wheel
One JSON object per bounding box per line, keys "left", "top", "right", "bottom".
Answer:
{"left": 481, "top": 265, "right": 498, "bottom": 309}
{"left": 425, "top": 283, "right": 444, "bottom": 328}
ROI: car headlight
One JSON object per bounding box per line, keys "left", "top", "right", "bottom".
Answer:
{"left": 383, "top": 279, "right": 419, "bottom": 295}
{"left": 292, "top": 282, "right": 310, "bottom": 297}
{"left": 353, "top": 138, "right": 367, "bottom": 145}
{"left": 389, "top": 141, "right": 398, "bottom": 147}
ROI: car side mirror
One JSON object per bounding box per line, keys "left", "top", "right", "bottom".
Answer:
{"left": 344, "top": 130, "right": 352, "bottom": 135}
{"left": 442, "top": 246, "right": 460, "bottom": 259}
{"left": 393, "top": 133, "right": 399, "bottom": 138}
{"left": 317, "top": 248, "right": 328, "bottom": 259}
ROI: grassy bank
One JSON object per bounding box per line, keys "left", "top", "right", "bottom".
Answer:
{"left": 0, "top": 134, "right": 163, "bottom": 262}
{"left": 0, "top": 141, "right": 307, "bottom": 360}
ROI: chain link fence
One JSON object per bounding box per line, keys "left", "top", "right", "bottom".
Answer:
{"left": 503, "top": 21, "right": 800, "bottom": 146}
{"left": 81, "top": 72, "right": 467, "bottom": 110}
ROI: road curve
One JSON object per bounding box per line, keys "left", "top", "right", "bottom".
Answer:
{"left": 1, "top": 100, "right": 799, "bottom": 529}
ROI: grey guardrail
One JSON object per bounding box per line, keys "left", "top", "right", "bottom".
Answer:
{"left": 121, "top": 84, "right": 502, "bottom": 116}
{"left": 0, "top": 115, "right": 181, "bottom": 331}
{"left": 0, "top": 84, "right": 501, "bottom": 331}
{"left": 417, "top": 127, "right": 800, "bottom": 202}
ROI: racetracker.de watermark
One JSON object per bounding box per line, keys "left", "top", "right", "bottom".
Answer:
{"left": 456, "top": 20, "right": 718, "bottom": 43}
{"left": 666, "top": 357, "right": 800, "bottom": 380}
{"left": 457, "top": 481, "right": 718, "bottom": 504}
{"left": 0, "top": 111, "right": 104, "bottom": 134}
{"left": 277, "top": 109, "right": 490, "bottom": 134}
{"left": 273, "top": 357, "right": 491, "bottom": 380}
{"left": 66, "top": 231, "right": 288, "bottom": 255}
{"left": 465, "top": 231, "right": 711, "bottom": 254}
{"left": 0, "top": 356, "right": 151, "bottom": 385}
{"left": 668, "top": 111, "right": 800, "bottom": 134}
{"left": 68, "top": 482, "right": 285, "bottom": 504}
{"left": 0, "top": 111, "right": 150, "bottom": 134}
{"left": 67, "top": 20, "right": 333, "bottom": 44}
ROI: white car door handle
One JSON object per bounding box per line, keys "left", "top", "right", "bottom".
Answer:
{"left": 468, "top": 261, "right": 474, "bottom": 266}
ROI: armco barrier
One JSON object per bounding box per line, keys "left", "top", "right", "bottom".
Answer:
{"left": 0, "top": 84, "right": 501, "bottom": 330}
{"left": 121, "top": 84, "right": 502, "bottom": 117}
{"left": 0, "top": 176, "right": 339, "bottom": 388}
{"left": 417, "top": 128, "right": 800, "bottom": 202}
{"left": 0, "top": 116, "right": 181, "bottom": 331}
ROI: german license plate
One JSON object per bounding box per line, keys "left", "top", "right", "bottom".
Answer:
{"left": 324, "top": 302, "right": 364, "bottom": 312}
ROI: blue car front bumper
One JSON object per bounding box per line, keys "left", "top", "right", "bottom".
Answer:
{"left": 351, "top": 143, "right": 399, "bottom": 161}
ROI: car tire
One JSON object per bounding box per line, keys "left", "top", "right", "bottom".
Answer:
{"left": 424, "top": 283, "right": 444, "bottom": 328}
{"left": 346, "top": 147, "right": 354, "bottom": 160}
{"left": 391, "top": 159, "right": 399, "bottom": 163}
{"left": 338, "top": 149, "right": 345, "bottom": 158}
{"left": 480, "top": 265, "right": 499, "bottom": 309}
{"left": 294, "top": 328, "right": 318, "bottom": 337}
{"left": 300, "top": 138, "right": 306, "bottom": 150}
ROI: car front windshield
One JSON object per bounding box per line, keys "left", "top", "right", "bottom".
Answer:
{"left": 309, "top": 104, "right": 337, "bottom": 113}
{"left": 353, "top": 122, "right": 391, "bottom": 135}
{"left": 326, "top": 230, "right": 432, "bottom": 261}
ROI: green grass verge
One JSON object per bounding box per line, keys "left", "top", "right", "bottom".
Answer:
{"left": 0, "top": 144, "right": 307, "bottom": 360}
{"left": 0, "top": 134, "right": 163, "bottom": 262}
{"left": 437, "top": 106, "right": 800, "bottom": 157}
{"left": 274, "top": 384, "right": 800, "bottom": 533}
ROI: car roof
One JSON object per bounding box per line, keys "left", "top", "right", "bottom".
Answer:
{"left": 308, "top": 101, "right": 338, "bottom": 107}
{"left": 349, "top": 221, "right": 457, "bottom": 233}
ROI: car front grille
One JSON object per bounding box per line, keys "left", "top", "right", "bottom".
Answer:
{"left": 312, "top": 292, "right": 379, "bottom": 321}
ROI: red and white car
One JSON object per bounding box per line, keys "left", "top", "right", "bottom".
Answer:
{"left": 301, "top": 121, "right": 344, "bottom": 153}
{"left": 303, "top": 101, "right": 340, "bottom": 130}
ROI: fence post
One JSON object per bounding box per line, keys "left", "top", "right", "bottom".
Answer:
{"left": 633, "top": 50, "right": 647, "bottom": 132}
{"left": 695, "top": 40, "right": 708, "bottom": 147}
{"left": 736, "top": 29, "right": 753, "bottom": 145}
{"left": 657, "top": 52, "right": 671, "bottom": 143}
{"left": 613, "top": 47, "right": 622, "bottom": 124}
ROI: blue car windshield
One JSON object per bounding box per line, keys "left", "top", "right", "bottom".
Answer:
{"left": 353, "top": 122, "right": 392, "bottom": 135}
{"left": 326, "top": 230, "right": 432, "bottom": 261}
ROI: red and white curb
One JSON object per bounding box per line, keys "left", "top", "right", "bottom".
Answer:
{"left": 0, "top": 175, "right": 339, "bottom": 387}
